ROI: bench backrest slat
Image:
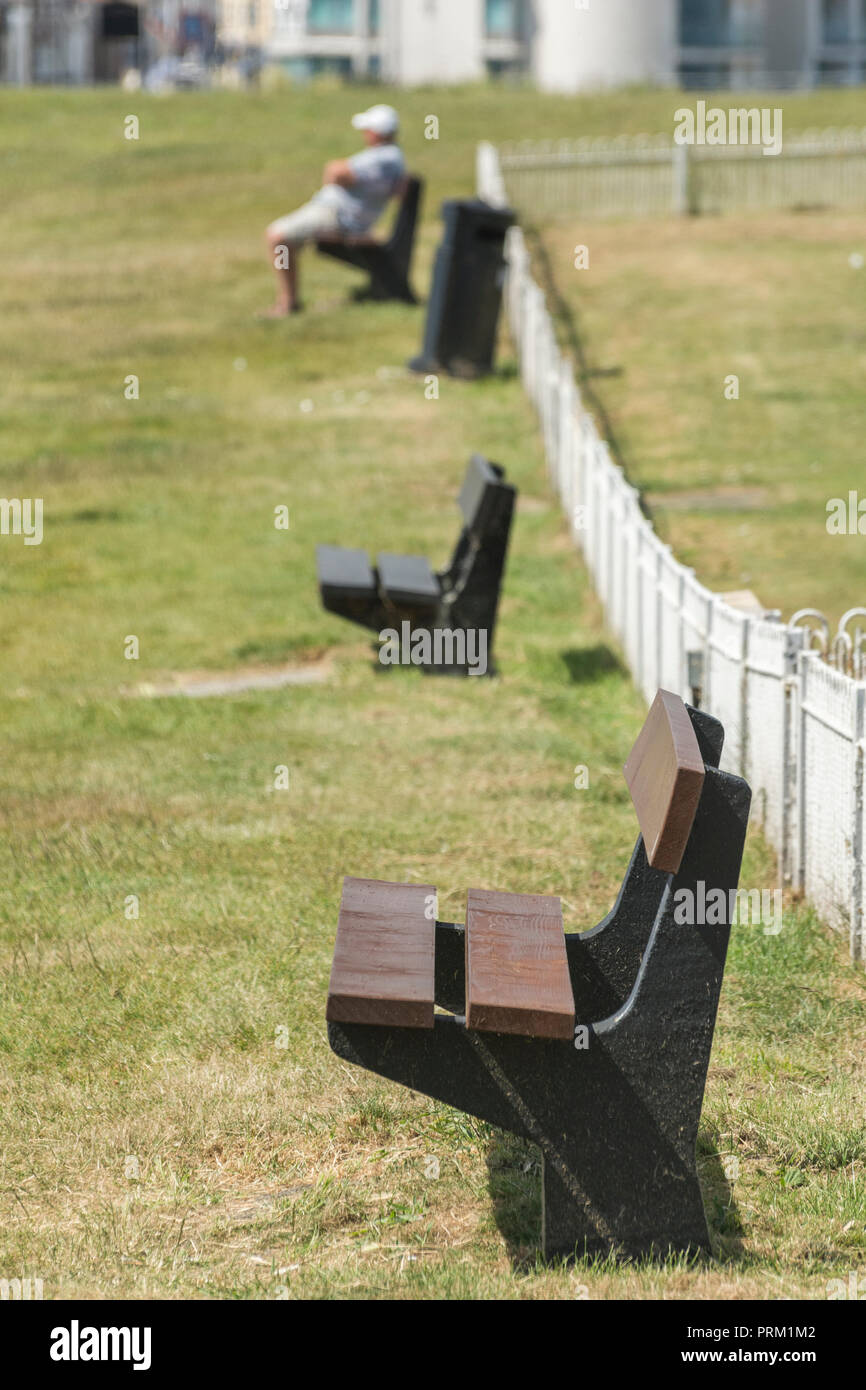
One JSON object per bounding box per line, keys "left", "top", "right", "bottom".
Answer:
{"left": 387, "top": 175, "right": 422, "bottom": 262}
{"left": 465, "top": 888, "right": 575, "bottom": 1040}
{"left": 623, "top": 690, "right": 705, "bottom": 874}
{"left": 327, "top": 876, "right": 435, "bottom": 1029}
{"left": 457, "top": 453, "right": 507, "bottom": 536}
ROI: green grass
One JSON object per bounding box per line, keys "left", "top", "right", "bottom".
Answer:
{"left": 0, "top": 85, "right": 864, "bottom": 1300}
{"left": 529, "top": 176, "right": 866, "bottom": 623}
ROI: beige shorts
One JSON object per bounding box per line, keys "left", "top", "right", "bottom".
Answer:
{"left": 267, "top": 201, "right": 342, "bottom": 246}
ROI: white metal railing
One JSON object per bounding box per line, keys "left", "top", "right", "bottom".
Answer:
{"left": 477, "top": 139, "right": 865, "bottom": 964}
{"left": 496, "top": 126, "right": 866, "bottom": 220}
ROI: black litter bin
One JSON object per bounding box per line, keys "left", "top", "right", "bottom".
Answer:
{"left": 409, "top": 198, "right": 515, "bottom": 380}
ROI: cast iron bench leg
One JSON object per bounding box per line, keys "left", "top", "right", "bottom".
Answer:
{"left": 327, "top": 1014, "right": 531, "bottom": 1136}
{"left": 542, "top": 764, "right": 752, "bottom": 1258}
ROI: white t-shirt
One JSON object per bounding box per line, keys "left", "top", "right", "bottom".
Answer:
{"left": 314, "top": 143, "right": 406, "bottom": 235}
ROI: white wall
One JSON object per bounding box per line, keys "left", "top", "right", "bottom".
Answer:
{"left": 379, "top": 0, "right": 484, "bottom": 85}
{"left": 67, "top": 4, "right": 96, "bottom": 85}
{"left": 531, "top": 0, "right": 677, "bottom": 93}
{"left": 5, "top": 3, "right": 34, "bottom": 85}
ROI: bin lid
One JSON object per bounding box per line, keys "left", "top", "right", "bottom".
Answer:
{"left": 439, "top": 197, "right": 516, "bottom": 229}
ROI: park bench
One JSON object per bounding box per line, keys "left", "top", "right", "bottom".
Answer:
{"left": 315, "top": 175, "right": 423, "bottom": 304}
{"left": 315, "top": 453, "right": 516, "bottom": 676}
{"left": 326, "top": 691, "right": 752, "bottom": 1260}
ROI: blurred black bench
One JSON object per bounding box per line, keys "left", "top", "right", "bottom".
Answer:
{"left": 315, "top": 175, "right": 423, "bottom": 304}
{"left": 315, "top": 454, "right": 516, "bottom": 676}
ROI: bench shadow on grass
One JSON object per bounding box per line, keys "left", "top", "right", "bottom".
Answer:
{"left": 485, "top": 1132, "right": 746, "bottom": 1272}
{"left": 561, "top": 644, "right": 627, "bottom": 685}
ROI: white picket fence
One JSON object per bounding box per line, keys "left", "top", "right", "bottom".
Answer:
{"left": 498, "top": 126, "right": 866, "bottom": 220}
{"left": 477, "top": 140, "right": 865, "bottom": 964}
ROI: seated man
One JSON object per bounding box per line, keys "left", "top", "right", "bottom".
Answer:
{"left": 261, "top": 104, "right": 406, "bottom": 317}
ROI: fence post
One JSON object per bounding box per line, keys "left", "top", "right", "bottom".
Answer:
{"left": 654, "top": 546, "right": 664, "bottom": 704}
{"left": 558, "top": 358, "right": 574, "bottom": 500}
{"left": 521, "top": 283, "right": 534, "bottom": 392}
{"left": 572, "top": 412, "right": 586, "bottom": 548}
{"left": 677, "top": 569, "right": 691, "bottom": 704}
{"left": 672, "top": 142, "right": 691, "bottom": 216}
{"left": 739, "top": 616, "right": 750, "bottom": 779}
{"left": 852, "top": 689, "right": 866, "bottom": 961}
{"left": 634, "top": 526, "right": 645, "bottom": 693}
{"left": 780, "top": 626, "right": 805, "bottom": 885}
{"left": 794, "top": 651, "right": 811, "bottom": 893}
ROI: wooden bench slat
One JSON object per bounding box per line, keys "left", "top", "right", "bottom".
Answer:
{"left": 623, "top": 689, "right": 705, "bottom": 874}
{"left": 326, "top": 877, "right": 435, "bottom": 1029}
{"left": 465, "top": 888, "right": 574, "bottom": 1040}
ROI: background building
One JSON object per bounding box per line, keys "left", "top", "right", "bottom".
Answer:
{"left": 681, "top": 0, "right": 866, "bottom": 88}
{"left": 3, "top": 0, "right": 866, "bottom": 88}
{"left": 237, "top": 0, "right": 866, "bottom": 92}
{"left": 0, "top": 0, "right": 215, "bottom": 83}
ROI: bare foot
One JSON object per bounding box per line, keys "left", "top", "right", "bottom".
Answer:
{"left": 255, "top": 303, "right": 302, "bottom": 320}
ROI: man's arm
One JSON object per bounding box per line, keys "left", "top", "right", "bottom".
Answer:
{"left": 322, "top": 159, "right": 357, "bottom": 188}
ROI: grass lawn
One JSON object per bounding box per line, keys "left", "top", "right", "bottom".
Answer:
{"left": 530, "top": 197, "right": 866, "bottom": 625}
{"left": 0, "top": 85, "right": 864, "bottom": 1300}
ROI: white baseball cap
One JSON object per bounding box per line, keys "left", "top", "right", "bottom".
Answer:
{"left": 351, "top": 104, "right": 399, "bottom": 137}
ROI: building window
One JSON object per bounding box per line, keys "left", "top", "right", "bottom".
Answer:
{"left": 822, "top": 0, "right": 851, "bottom": 44}
{"left": 101, "top": 1, "right": 140, "bottom": 39}
{"left": 679, "top": 61, "right": 733, "bottom": 88}
{"left": 283, "top": 56, "right": 312, "bottom": 80}
{"left": 307, "top": 0, "right": 354, "bottom": 34}
{"left": 729, "top": 0, "right": 762, "bottom": 46}
{"left": 283, "top": 54, "right": 353, "bottom": 79}
{"left": 680, "top": 0, "right": 730, "bottom": 47}
{"left": 485, "top": 0, "right": 523, "bottom": 40}
{"left": 369, "top": 0, "right": 379, "bottom": 36}
{"left": 486, "top": 58, "right": 525, "bottom": 80}
{"left": 817, "top": 59, "right": 854, "bottom": 83}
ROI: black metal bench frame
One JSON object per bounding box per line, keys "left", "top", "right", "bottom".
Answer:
{"left": 315, "top": 175, "right": 423, "bottom": 304}
{"left": 327, "top": 703, "right": 752, "bottom": 1261}
{"left": 315, "top": 454, "right": 516, "bottom": 678}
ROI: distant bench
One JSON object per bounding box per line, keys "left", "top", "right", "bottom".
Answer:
{"left": 315, "top": 174, "right": 423, "bottom": 304}
{"left": 315, "top": 454, "right": 516, "bottom": 677}
{"left": 326, "top": 690, "right": 752, "bottom": 1260}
